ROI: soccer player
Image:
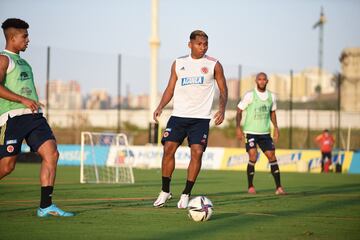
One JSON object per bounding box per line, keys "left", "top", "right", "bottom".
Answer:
{"left": 0, "top": 18, "right": 74, "bottom": 217}
{"left": 315, "top": 129, "right": 335, "bottom": 172}
{"left": 236, "top": 72, "right": 286, "bottom": 195}
{"left": 153, "top": 30, "right": 228, "bottom": 208}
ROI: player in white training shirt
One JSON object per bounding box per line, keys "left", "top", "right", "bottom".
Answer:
{"left": 153, "top": 30, "right": 228, "bottom": 208}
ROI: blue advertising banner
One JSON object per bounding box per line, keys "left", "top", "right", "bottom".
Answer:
{"left": 22, "top": 144, "right": 360, "bottom": 174}
{"left": 57, "top": 145, "right": 109, "bottom": 166}
{"left": 348, "top": 152, "right": 360, "bottom": 174}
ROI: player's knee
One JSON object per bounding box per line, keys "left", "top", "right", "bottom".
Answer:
{"left": 52, "top": 150, "right": 59, "bottom": 165}
{"left": 162, "top": 150, "right": 175, "bottom": 161}
{"left": 48, "top": 148, "right": 59, "bottom": 162}
{"left": 54, "top": 149, "right": 60, "bottom": 160}
{"left": 265, "top": 151, "right": 275, "bottom": 160}
{"left": 191, "top": 148, "right": 203, "bottom": 157}
{"left": 248, "top": 152, "right": 257, "bottom": 161}
{"left": 42, "top": 149, "right": 59, "bottom": 165}
{"left": 163, "top": 145, "right": 177, "bottom": 156}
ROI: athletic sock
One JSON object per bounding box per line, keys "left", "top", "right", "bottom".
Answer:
{"left": 270, "top": 161, "right": 281, "bottom": 188}
{"left": 247, "top": 161, "right": 255, "bottom": 188}
{"left": 182, "top": 180, "right": 195, "bottom": 195}
{"left": 40, "top": 186, "right": 53, "bottom": 209}
{"left": 161, "top": 176, "right": 171, "bottom": 193}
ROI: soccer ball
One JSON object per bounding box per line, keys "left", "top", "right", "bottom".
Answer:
{"left": 187, "top": 196, "right": 213, "bottom": 222}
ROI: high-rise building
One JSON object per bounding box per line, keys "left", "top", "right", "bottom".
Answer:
{"left": 239, "top": 73, "right": 290, "bottom": 101}
{"left": 48, "top": 80, "right": 82, "bottom": 109}
{"left": 340, "top": 47, "right": 360, "bottom": 111}
{"left": 85, "top": 90, "right": 111, "bottom": 109}
{"left": 239, "top": 69, "right": 334, "bottom": 102}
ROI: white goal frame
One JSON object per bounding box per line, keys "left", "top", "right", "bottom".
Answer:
{"left": 80, "top": 131, "right": 135, "bottom": 184}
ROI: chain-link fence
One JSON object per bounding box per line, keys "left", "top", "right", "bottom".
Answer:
{"left": 1, "top": 43, "right": 359, "bottom": 150}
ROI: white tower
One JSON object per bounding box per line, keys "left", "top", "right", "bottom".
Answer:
{"left": 148, "top": 0, "right": 160, "bottom": 143}
{"left": 149, "top": 0, "right": 160, "bottom": 122}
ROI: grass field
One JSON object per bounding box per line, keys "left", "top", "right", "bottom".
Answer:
{"left": 0, "top": 164, "right": 359, "bottom": 240}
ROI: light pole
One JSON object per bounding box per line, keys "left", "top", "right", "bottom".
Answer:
{"left": 313, "top": 6, "right": 326, "bottom": 94}
{"left": 117, "top": 54, "right": 121, "bottom": 133}
{"left": 148, "top": 0, "right": 160, "bottom": 143}
{"left": 46, "top": 46, "right": 50, "bottom": 121}
{"left": 289, "top": 69, "right": 293, "bottom": 149}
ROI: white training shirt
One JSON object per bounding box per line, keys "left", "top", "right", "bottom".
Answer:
{"left": 172, "top": 55, "right": 217, "bottom": 119}
{"left": 237, "top": 88, "right": 277, "bottom": 111}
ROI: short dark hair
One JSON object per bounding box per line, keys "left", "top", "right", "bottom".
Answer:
{"left": 256, "top": 72, "right": 268, "bottom": 80}
{"left": 2, "top": 18, "right": 29, "bottom": 30}
{"left": 190, "top": 30, "right": 208, "bottom": 40}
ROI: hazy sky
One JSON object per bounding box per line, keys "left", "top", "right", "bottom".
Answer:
{"left": 1, "top": 0, "right": 359, "bottom": 98}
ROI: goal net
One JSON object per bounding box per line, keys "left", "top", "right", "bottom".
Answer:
{"left": 80, "top": 132, "right": 135, "bottom": 184}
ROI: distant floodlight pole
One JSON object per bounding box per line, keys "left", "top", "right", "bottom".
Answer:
{"left": 313, "top": 6, "right": 326, "bottom": 94}
{"left": 289, "top": 69, "right": 293, "bottom": 149}
{"left": 238, "top": 64, "right": 242, "bottom": 98}
{"left": 337, "top": 73, "right": 341, "bottom": 149}
{"left": 236, "top": 64, "right": 242, "bottom": 148}
{"left": 149, "top": 0, "right": 160, "bottom": 143}
{"left": 117, "top": 54, "right": 122, "bottom": 133}
{"left": 46, "top": 46, "right": 50, "bottom": 121}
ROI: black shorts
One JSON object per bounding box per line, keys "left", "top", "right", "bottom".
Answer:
{"left": 245, "top": 133, "right": 275, "bottom": 152}
{"left": 321, "top": 152, "right": 332, "bottom": 163}
{"left": 161, "top": 116, "right": 210, "bottom": 151}
{"left": 0, "top": 113, "right": 56, "bottom": 158}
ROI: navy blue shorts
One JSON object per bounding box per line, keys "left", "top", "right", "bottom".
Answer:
{"left": 245, "top": 133, "right": 275, "bottom": 153}
{"left": 161, "top": 116, "right": 210, "bottom": 151}
{"left": 321, "top": 152, "right": 332, "bottom": 163}
{"left": 0, "top": 113, "right": 56, "bottom": 158}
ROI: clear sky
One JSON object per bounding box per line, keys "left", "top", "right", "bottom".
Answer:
{"left": 0, "top": 0, "right": 359, "bottom": 98}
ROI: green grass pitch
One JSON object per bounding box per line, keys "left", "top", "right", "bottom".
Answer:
{"left": 0, "top": 163, "right": 359, "bottom": 240}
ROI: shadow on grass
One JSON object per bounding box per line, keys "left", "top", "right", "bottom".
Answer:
{"left": 143, "top": 183, "right": 360, "bottom": 240}
{"left": 292, "top": 183, "right": 360, "bottom": 196}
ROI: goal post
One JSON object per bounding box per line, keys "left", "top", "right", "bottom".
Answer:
{"left": 80, "top": 132, "right": 135, "bottom": 184}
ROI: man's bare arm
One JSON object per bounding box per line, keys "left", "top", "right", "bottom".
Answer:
{"left": 270, "top": 110, "right": 279, "bottom": 143}
{"left": 214, "top": 61, "right": 228, "bottom": 125}
{"left": 153, "top": 61, "right": 177, "bottom": 122}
